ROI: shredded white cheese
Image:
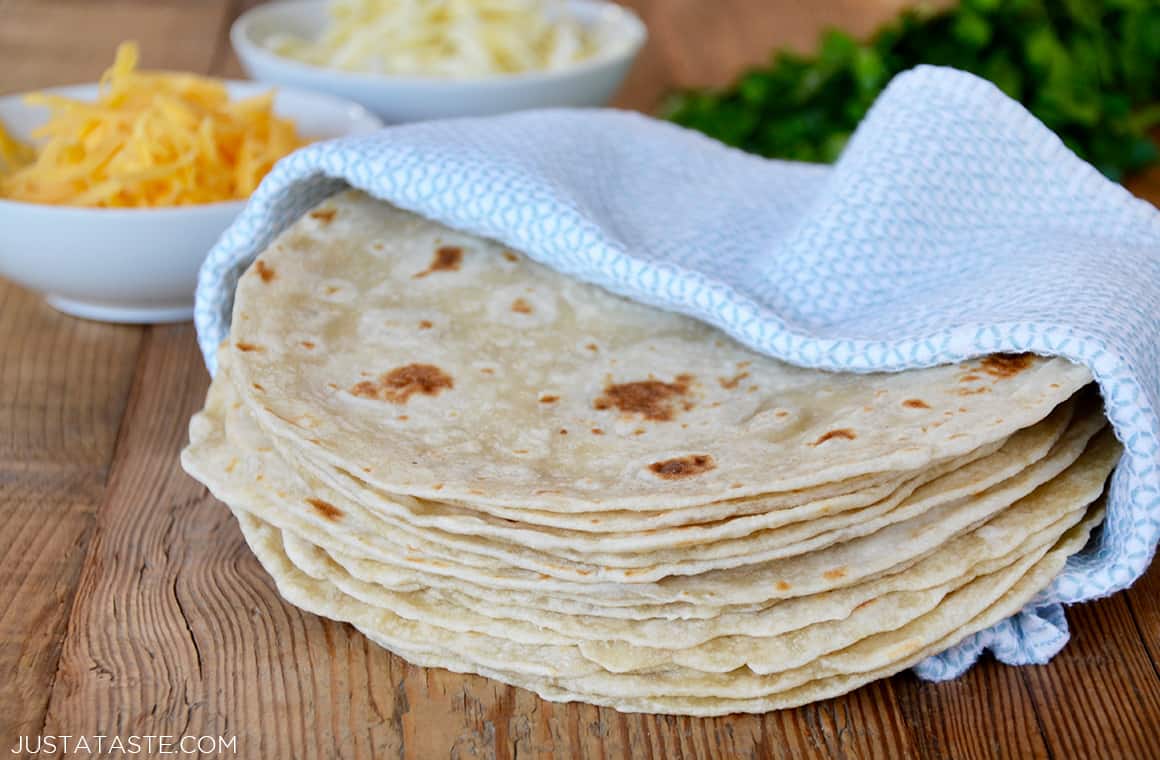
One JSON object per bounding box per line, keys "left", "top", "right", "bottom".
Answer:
{"left": 269, "top": 0, "right": 596, "bottom": 77}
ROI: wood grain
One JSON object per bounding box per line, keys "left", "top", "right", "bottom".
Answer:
{"left": 1022, "top": 595, "right": 1160, "bottom": 760}
{"left": 0, "top": 1, "right": 1157, "bottom": 758}
{"left": 0, "top": 282, "right": 143, "bottom": 748}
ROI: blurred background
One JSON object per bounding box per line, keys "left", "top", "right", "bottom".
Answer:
{"left": 1, "top": 0, "right": 1156, "bottom": 192}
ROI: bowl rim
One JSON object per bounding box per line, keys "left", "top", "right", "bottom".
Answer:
{"left": 0, "top": 80, "right": 382, "bottom": 216}
{"left": 231, "top": 0, "right": 649, "bottom": 87}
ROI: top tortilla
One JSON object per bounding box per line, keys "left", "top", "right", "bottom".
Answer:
{"left": 228, "top": 191, "right": 1092, "bottom": 511}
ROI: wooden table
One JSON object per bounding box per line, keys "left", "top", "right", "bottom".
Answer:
{"left": 2, "top": 1, "right": 1158, "bottom": 758}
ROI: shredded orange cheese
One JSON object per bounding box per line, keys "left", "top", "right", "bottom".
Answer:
{"left": 0, "top": 42, "right": 308, "bottom": 207}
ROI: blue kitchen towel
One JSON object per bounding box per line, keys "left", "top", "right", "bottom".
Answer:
{"left": 194, "top": 65, "right": 1160, "bottom": 680}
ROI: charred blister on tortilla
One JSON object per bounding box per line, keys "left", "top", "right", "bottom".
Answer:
{"left": 594, "top": 374, "right": 696, "bottom": 422}
{"left": 349, "top": 364, "right": 454, "bottom": 404}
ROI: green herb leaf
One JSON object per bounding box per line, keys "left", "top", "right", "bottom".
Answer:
{"left": 665, "top": 0, "right": 1160, "bottom": 181}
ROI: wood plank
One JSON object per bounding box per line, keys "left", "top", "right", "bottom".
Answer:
{"left": 894, "top": 659, "right": 1050, "bottom": 760}
{"left": 1022, "top": 593, "right": 1160, "bottom": 759}
{"left": 39, "top": 329, "right": 221, "bottom": 741}
{"left": 1125, "top": 563, "right": 1160, "bottom": 679}
{"left": 0, "top": 469, "right": 104, "bottom": 750}
{"left": 0, "top": 282, "right": 141, "bottom": 469}
{"left": 645, "top": 0, "right": 908, "bottom": 91}
{"left": 0, "top": 281, "right": 143, "bottom": 751}
{"left": 0, "top": 2, "right": 247, "bottom": 754}
{"left": 608, "top": 1, "right": 673, "bottom": 113}
{"left": 0, "top": 0, "right": 237, "bottom": 92}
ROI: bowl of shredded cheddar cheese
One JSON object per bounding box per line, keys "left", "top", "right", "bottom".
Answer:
{"left": 0, "top": 43, "right": 381, "bottom": 323}
{"left": 231, "top": 0, "right": 646, "bottom": 123}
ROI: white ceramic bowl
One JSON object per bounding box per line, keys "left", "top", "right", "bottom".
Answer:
{"left": 0, "top": 83, "right": 382, "bottom": 323}
{"left": 231, "top": 0, "right": 647, "bottom": 123}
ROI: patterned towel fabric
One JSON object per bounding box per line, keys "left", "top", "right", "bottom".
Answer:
{"left": 195, "top": 65, "right": 1160, "bottom": 680}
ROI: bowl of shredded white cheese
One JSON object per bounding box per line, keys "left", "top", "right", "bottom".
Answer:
{"left": 231, "top": 0, "right": 647, "bottom": 122}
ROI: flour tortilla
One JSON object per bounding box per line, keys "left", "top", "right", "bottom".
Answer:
{"left": 184, "top": 381, "right": 1117, "bottom": 630}
{"left": 184, "top": 380, "right": 1109, "bottom": 595}
{"left": 276, "top": 396, "right": 1074, "bottom": 568}
{"left": 290, "top": 504, "right": 1081, "bottom": 675}
{"left": 215, "top": 352, "right": 1076, "bottom": 563}
{"left": 226, "top": 191, "right": 1092, "bottom": 512}
{"left": 233, "top": 505, "right": 1103, "bottom": 713}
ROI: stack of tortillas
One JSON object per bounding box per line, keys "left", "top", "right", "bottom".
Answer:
{"left": 183, "top": 191, "right": 1120, "bottom": 715}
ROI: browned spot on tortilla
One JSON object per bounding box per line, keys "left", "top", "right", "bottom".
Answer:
{"left": 775, "top": 581, "right": 792, "bottom": 592}
{"left": 539, "top": 395, "right": 559, "bottom": 404}
{"left": 251, "top": 382, "right": 265, "bottom": 392}
{"left": 235, "top": 342, "right": 263, "bottom": 352}
{"left": 902, "top": 399, "right": 931, "bottom": 409}
{"left": 480, "top": 367, "right": 495, "bottom": 375}
{"left": 775, "top": 410, "right": 789, "bottom": 418}
{"left": 307, "top": 438, "right": 321, "bottom": 445}
{"left": 502, "top": 250, "right": 519, "bottom": 262}
{"left": 300, "top": 341, "right": 316, "bottom": 350}
{"left": 413, "top": 246, "right": 463, "bottom": 278}
{"left": 310, "top": 208, "right": 337, "bottom": 224}
{"left": 585, "top": 343, "right": 598, "bottom": 352}
{"left": 511, "top": 298, "right": 533, "bottom": 314}
{"left": 824, "top": 567, "right": 848, "bottom": 581}
{"left": 350, "top": 363, "right": 453, "bottom": 404}
{"left": 327, "top": 382, "right": 339, "bottom": 390}
{"left": 224, "top": 458, "right": 238, "bottom": 474}
{"left": 718, "top": 371, "right": 750, "bottom": 390}
{"left": 418, "top": 320, "right": 433, "bottom": 329}
{"left": 513, "top": 448, "right": 529, "bottom": 454}
{"left": 649, "top": 454, "right": 716, "bottom": 480}
{"left": 433, "top": 484, "right": 444, "bottom": 491}
{"left": 730, "top": 482, "right": 743, "bottom": 489}
{"left": 981, "top": 353, "right": 1034, "bottom": 379}
{"left": 853, "top": 598, "right": 877, "bottom": 612}
{"left": 254, "top": 260, "right": 276, "bottom": 282}
{"left": 812, "top": 429, "right": 856, "bottom": 446}
{"left": 576, "top": 569, "right": 593, "bottom": 576}
{"left": 307, "top": 498, "right": 343, "bottom": 521}
{"left": 960, "top": 373, "right": 981, "bottom": 382}
{"left": 593, "top": 374, "right": 695, "bottom": 421}
{"left": 559, "top": 428, "right": 568, "bottom": 435}
{"left": 591, "top": 428, "right": 604, "bottom": 435}
{"left": 538, "top": 573, "right": 550, "bottom": 580}
{"left": 958, "top": 386, "right": 992, "bottom": 396}
{"left": 397, "top": 415, "right": 409, "bottom": 421}
{"left": 632, "top": 428, "right": 645, "bottom": 436}
{"left": 362, "top": 467, "right": 372, "bottom": 473}
{"left": 959, "top": 407, "right": 968, "bottom": 413}
{"left": 324, "top": 285, "right": 341, "bottom": 295}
